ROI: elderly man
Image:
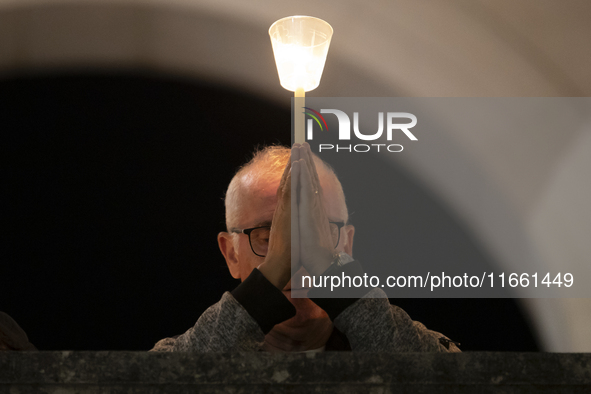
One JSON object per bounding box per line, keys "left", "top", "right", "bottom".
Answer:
{"left": 152, "top": 143, "right": 459, "bottom": 352}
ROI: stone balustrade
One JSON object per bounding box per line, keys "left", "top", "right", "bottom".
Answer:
{"left": 1, "top": 351, "right": 590, "bottom": 393}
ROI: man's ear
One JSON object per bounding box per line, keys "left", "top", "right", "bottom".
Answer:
{"left": 343, "top": 225, "right": 355, "bottom": 256}
{"left": 218, "top": 232, "right": 241, "bottom": 279}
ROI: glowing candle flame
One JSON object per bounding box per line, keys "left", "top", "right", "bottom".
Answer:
{"left": 269, "top": 16, "right": 333, "bottom": 92}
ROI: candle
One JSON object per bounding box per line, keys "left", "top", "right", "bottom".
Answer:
{"left": 269, "top": 16, "right": 333, "bottom": 143}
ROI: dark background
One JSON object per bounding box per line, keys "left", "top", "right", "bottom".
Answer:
{"left": 0, "top": 71, "right": 539, "bottom": 351}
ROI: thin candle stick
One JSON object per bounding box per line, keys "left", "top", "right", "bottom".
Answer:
{"left": 294, "top": 87, "right": 305, "bottom": 144}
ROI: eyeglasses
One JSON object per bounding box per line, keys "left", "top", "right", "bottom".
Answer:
{"left": 231, "top": 221, "right": 345, "bottom": 257}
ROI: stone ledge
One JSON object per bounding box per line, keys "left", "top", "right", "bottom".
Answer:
{"left": 1, "top": 352, "right": 590, "bottom": 393}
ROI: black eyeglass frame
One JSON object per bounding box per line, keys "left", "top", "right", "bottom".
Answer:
{"left": 231, "top": 221, "right": 346, "bottom": 257}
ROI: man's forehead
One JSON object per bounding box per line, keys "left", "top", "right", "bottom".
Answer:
{"left": 240, "top": 171, "right": 345, "bottom": 220}
{"left": 240, "top": 172, "right": 280, "bottom": 198}
{"left": 234, "top": 174, "right": 279, "bottom": 226}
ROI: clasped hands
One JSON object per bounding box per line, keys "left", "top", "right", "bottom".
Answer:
{"left": 259, "top": 143, "right": 336, "bottom": 290}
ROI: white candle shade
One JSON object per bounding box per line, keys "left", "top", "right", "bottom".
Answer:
{"left": 269, "top": 16, "right": 333, "bottom": 92}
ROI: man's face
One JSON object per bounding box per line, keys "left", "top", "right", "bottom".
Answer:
{"left": 219, "top": 168, "right": 351, "bottom": 284}
{"left": 230, "top": 175, "right": 281, "bottom": 281}
{"left": 217, "top": 165, "right": 354, "bottom": 332}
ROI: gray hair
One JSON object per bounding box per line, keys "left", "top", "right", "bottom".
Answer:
{"left": 224, "top": 145, "right": 347, "bottom": 231}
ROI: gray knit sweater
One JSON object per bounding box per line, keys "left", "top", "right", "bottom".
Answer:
{"left": 151, "top": 268, "right": 460, "bottom": 353}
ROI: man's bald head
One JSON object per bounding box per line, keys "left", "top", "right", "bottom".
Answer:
{"left": 224, "top": 146, "right": 348, "bottom": 231}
